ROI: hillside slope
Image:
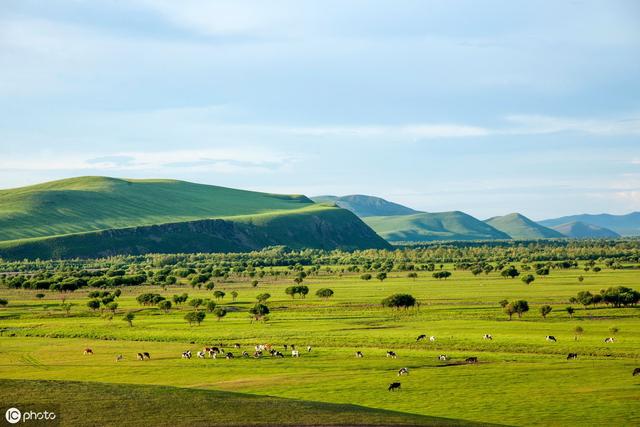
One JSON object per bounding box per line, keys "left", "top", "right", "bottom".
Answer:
{"left": 550, "top": 221, "right": 621, "bottom": 238}
{"left": 363, "top": 211, "right": 511, "bottom": 242}
{"left": 0, "top": 176, "right": 314, "bottom": 241}
{"left": 312, "top": 195, "right": 419, "bottom": 217}
{"left": 539, "top": 212, "right": 640, "bottom": 236}
{"left": 485, "top": 213, "right": 563, "bottom": 239}
{"left": 0, "top": 205, "right": 390, "bottom": 259}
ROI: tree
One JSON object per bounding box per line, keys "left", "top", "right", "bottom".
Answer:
{"left": 106, "top": 302, "right": 118, "bottom": 314}
{"left": 251, "top": 280, "right": 259, "bottom": 288}
{"left": 285, "top": 286, "right": 297, "bottom": 299}
{"left": 0, "top": 298, "right": 8, "bottom": 308}
{"left": 213, "top": 307, "right": 227, "bottom": 321}
{"left": 566, "top": 306, "right": 575, "bottom": 318}
{"left": 593, "top": 266, "right": 601, "bottom": 273}
{"left": 407, "top": 272, "right": 418, "bottom": 280}
{"left": 432, "top": 271, "right": 452, "bottom": 280}
{"left": 381, "top": 294, "right": 416, "bottom": 309}
{"left": 577, "top": 275, "right": 584, "bottom": 282}
{"left": 231, "top": 291, "right": 238, "bottom": 301}
{"left": 158, "top": 300, "right": 172, "bottom": 313}
{"left": 256, "top": 293, "right": 271, "bottom": 303}
{"left": 501, "top": 266, "right": 520, "bottom": 279}
{"left": 316, "top": 288, "right": 334, "bottom": 300}
{"left": 213, "top": 290, "right": 226, "bottom": 301}
{"left": 499, "top": 299, "right": 509, "bottom": 308}
{"left": 535, "top": 267, "right": 550, "bottom": 277}
{"left": 205, "top": 282, "right": 215, "bottom": 291}
{"left": 504, "top": 303, "right": 516, "bottom": 320}
{"left": 298, "top": 285, "right": 309, "bottom": 299}
{"left": 576, "top": 291, "right": 593, "bottom": 308}
{"left": 189, "top": 298, "right": 204, "bottom": 310}
{"left": 512, "top": 300, "right": 529, "bottom": 318}
{"left": 574, "top": 326, "right": 584, "bottom": 341}
{"left": 87, "top": 299, "right": 101, "bottom": 311}
{"left": 521, "top": 274, "right": 535, "bottom": 285}
{"left": 249, "top": 303, "right": 270, "bottom": 321}
{"left": 205, "top": 300, "right": 217, "bottom": 313}
{"left": 360, "top": 273, "right": 372, "bottom": 281}
{"left": 376, "top": 272, "right": 387, "bottom": 282}
{"left": 35, "top": 293, "right": 45, "bottom": 300}
{"left": 172, "top": 293, "right": 188, "bottom": 305}
{"left": 539, "top": 305, "right": 552, "bottom": 318}
{"left": 123, "top": 312, "right": 135, "bottom": 327}
{"left": 185, "top": 311, "right": 206, "bottom": 326}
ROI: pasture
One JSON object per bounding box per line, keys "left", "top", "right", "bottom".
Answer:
{"left": 1, "top": 265, "right": 639, "bottom": 426}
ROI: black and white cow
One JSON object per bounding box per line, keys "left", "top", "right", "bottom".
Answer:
{"left": 225, "top": 352, "right": 234, "bottom": 359}
{"left": 137, "top": 353, "right": 144, "bottom": 361}
{"left": 182, "top": 350, "right": 192, "bottom": 359}
{"left": 546, "top": 336, "right": 557, "bottom": 342}
{"left": 633, "top": 368, "right": 640, "bottom": 376}
{"left": 355, "top": 351, "right": 364, "bottom": 358}
{"left": 143, "top": 352, "right": 150, "bottom": 359}
{"left": 307, "top": 345, "right": 312, "bottom": 352}
{"left": 397, "top": 367, "right": 409, "bottom": 376}
{"left": 291, "top": 350, "right": 300, "bottom": 357}
{"left": 438, "top": 354, "right": 447, "bottom": 361}
{"left": 567, "top": 353, "right": 578, "bottom": 360}
{"left": 604, "top": 337, "right": 615, "bottom": 343}
{"left": 115, "top": 354, "right": 123, "bottom": 362}
{"left": 386, "top": 351, "right": 397, "bottom": 359}
{"left": 197, "top": 351, "right": 206, "bottom": 359}
{"left": 483, "top": 334, "right": 493, "bottom": 340}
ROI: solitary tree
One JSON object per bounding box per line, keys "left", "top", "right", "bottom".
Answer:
{"left": 61, "top": 303, "right": 73, "bottom": 316}
{"left": 521, "top": 274, "right": 535, "bottom": 285}
{"left": 512, "top": 300, "right": 529, "bottom": 318}
{"left": 158, "top": 300, "right": 172, "bottom": 313}
{"left": 407, "top": 272, "right": 418, "bottom": 280}
{"left": 231, "top": 291, "right": 238, "bottom": 301}
{"left": 213, "top": 307, "right": 227, "bottom": 321}
{"left": 566, "top": 306, "right": 575, "bottom": 318}
{"left": 189, "top": 298, "right": 204, "bottom": 310}
{"left": 205, "top": 300, "right": 217, "bottom": 313}
{"left": 256, "top": 293, "right": 271, "bottom": 303}
{"left": 501, "top": 266, "right": 520, "bottom": 279}
{"left": 106, "top": 301, "right": 118, "bottom": 314}
{"left": 376, "top": 272, "right": 387, "bottom": 282}
{"left": 316, "top": 288, "right": 334, "bottom": 300}
{"left": 504, "top": 303, "right": 517, "bottom": 320}
{"left": 251, "top": 280, "right": 259, "bottom": 288}
{"left": 185, "top": 310, "right": 206, "bottom": 326}
{"left": 539, "top": 305, "right": 553, "bottom": 318}
{"left": 360, "top": 274, "right": 372, "bottom": 281}
{"left": 213, "top": 290, "right": 226, "bottom": 301}
{"left": 381, "top": 294, "right": 416, "bottom": 309}
{"left": 249, "top": 303, "right": 270, "bottom": 321}
{"left": 123, "top": 312, "right": 135, "bottom": 327}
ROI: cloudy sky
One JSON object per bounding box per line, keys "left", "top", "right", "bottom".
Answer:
{"left": 1, "top": 0, "right": 639, "bottom": 219}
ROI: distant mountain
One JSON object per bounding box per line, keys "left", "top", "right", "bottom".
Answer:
{"left": 0, "top": 176, "right": 389, "bottom": 259}
{"left": 363, "top": 211, "right": 511, "bottom": 242}
{"left": 311, "top": 195, "right": 419, "bottom": 217}
{"left": 485, "top": 213, "right": 563, "bottom": 240}
{"left": 539, "top": 212, "right": 640, "bottom": 236}
{"left": 550, "top": 221, "right": 621, "bottom": 239}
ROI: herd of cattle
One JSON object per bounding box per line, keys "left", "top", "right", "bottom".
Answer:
{"left": 82, "top": 332, "right": 639, "bottom": 391}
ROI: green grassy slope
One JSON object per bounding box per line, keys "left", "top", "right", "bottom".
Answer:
{"left": 0, "top": 379, "right": 476, "bottom": 427}
{"left": 0, "top": 205, "right": 390, "bottom": 259}
{"left": 550, "top": 221, "right": 620, "bottom": 238}
{"left": 0, "top": 176, "right": 313, "bottom": 241}
{"left": 484, "top": 213, "right": 563, "bottom": 240}
{"left": 539, "top": 212, "right": 640, "bottom": 236}
{"left": 312, "top": 195, "right": 419, "bottom": 217}
{"left": 363, "top": 211, "right": 510, "bottom": 242}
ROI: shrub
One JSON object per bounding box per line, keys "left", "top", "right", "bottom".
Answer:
{"left": 381, "top": 294, "right": 416, "bottom": 309}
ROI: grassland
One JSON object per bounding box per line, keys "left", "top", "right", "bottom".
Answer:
{"left": 0, "top": 266, "right": 639, "bottom": 426}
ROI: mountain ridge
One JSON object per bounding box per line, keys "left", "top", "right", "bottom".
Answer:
{"left": 485, "top": 213, "right": 564, "bottom": 239}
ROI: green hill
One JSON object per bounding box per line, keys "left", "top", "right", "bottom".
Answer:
{"left": 484, "top": 213, "right": 563, "bottom": 240}
{"left": 539, "top": 212, "right": 640, "bottom": 236}
{"left": 0, "top": 177, "right": 389, "bottom": 258}
{"left": 363, "top": 211, "right": 511, "bottom": 242}
{"left": 550, "top": 221, "right": 621, "bottom": 238}
{"left": 311, "top": 194, "right": 419, "bottom": 217}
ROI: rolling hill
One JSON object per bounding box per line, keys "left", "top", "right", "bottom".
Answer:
{"left": 363, "top": 211, "right": 511, "bottom": 242}
{"left": 484, "top": 213, "right": 563, "bottom": 240}
{"left": 0, "top": 177, "right": 389, "bottom": 259}
{"left": 550, "top": 221, "right": 621, "bottom": 238}
{"left": 539, "top": 212, "right": 640, "bottom": 236}
{"left": 311, "top": 195, "right": 419, "bottom": 217}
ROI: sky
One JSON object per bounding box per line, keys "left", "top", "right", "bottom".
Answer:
{"left": 1, "top": 0, "right": 639, "bottom": 220}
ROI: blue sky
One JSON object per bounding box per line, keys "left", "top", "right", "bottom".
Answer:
{"left": 1, "top": 0, "right": 639, "bottom": 219}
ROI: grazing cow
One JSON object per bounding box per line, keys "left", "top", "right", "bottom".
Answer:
{"left": 253, "top": 351, "right": 262, "bottom": 358}
{"left": 137, "top": 353, "right": 144, "bottom": 361}
{"left": 438, "top": 355, "right": 447, "bottom": 361}
{"left": 269, "top": 349, "right": 277, "bottom": 356}
{"left": 143, "top": 352, "right": 150, "bottom": 360}
{"left": 416, "top": 334, "right": 427, "bottom": 342}
{"left": 388, "top": 382, "right": 401, "bottom": 392}
{"left": 633, "top": 368, "right": 640, "bottom": 376}
{"left": 604, "top": 337, "right": 615, "bottom": 343}
{"left": 307, "top": 345, "right": 312, "bottom": 352}
{"left": 483, "top": 334, "right": 493, "bottom": 340}
{"left": 429, "top": 336, "right": 436, "bottom": 342}
{"left": 465, "top": 357, "right": 478, "bottom": 364}
{"left": 242, "top": 351, "right": 249, "bottom": 358}
{"left": 234, "top": 343, "right": 241, "bottom": 349}
{"left": 116, "top": 354, "right": 123, "bottom": 362}
{"left": 398, "top": 367, "right": 409, "bottom": 376}
{"left": 197, "top": 351, "right": 206, "bottom": 359}
{"left": 546, "top": 336, "right": 557, "bottom": 342}
{"left": 182, "top": 350, "right": 192, "bottom": 359}
{"left": 225, "top": 352, "right": 234, "bottom": 359}
{"left": 355, "top": 351, "right": 364, "bottom": 358}
{"left": 386, "top": 351, "right": 397, "bottom": 359}
{"left": 291, "top": 350, "right": 300, "bottom": 358}
{"left": 274, "top": 351, "right": 285, "bottom": 358}
{"left": 83, "top": 348, "right": 93, "bottom": 355}
{"left": 567, "top": 353, "right": 578, "bottom": 360}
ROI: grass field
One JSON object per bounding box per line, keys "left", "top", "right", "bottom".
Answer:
{"left": 1, "top": 267, "right": 639, "bottom": 426}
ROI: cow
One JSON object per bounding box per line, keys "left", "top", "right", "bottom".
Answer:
{"left": 137, "top": 353, "right": 144, "bottom": 361}
{"left": 116, "top": 354, "right": 123, "bottom": 362}
{"left": 234, "top": 343, "right": 241, "bottom": 349}
{"left": 307, "top": 345, "right": 312, "bottom": 352}
{"left": 438, "top": 354, "right": 447, "bottom": 361}
{"left": 182, "top": 350, "right": 192, "bottom": 359}
{"left": 83, "top": 348, "right": 93, "bottom": 355}
{"left": 225, "top": 352, "right": 234, "bottom": 359}
{"left": 546, "top": 336, "right": 557, "bottom": 342}
{"left": 291, "top": 350, "right": 300, "bottom": 357}
{"left": 633, "top": 368, "right": 640, "bottom": 376}
{"left": 398, "top": 367, "right": 409, "bottom": 376}
{"left": 143, "top": 352, "right": 150, "bottom": 360}
{"left": 465, "top": 357, "right": 478, "bottom": 364}
{"left": 275, "top": 351, "right": 285, "bottom": 358}
{"left": 429, "top": 336, "right": 436, "bottom": 342}
{"left": 355, "top": 351, "right": 364, "bottom": 358}
{"left": 386, "top": 351, "right": 397, "bottom": 359}
{"left": 388, "top": 382, "right": 401, "bottom": 391}
{"left": 483, "top": 334, "right": 493, "bottom": 340}
{"left": 253, "top": 351, "right": 262, "bottom": 358}
{"left": 290, "top": 344, "right": 296, "bottom": 350}
{"left": 241, "top": 351, "right": 249, "bottom": 357}
{"left": 567, "top": 353, "right": 578, "bottom": 360}
{"left": 604, "top": 337, "right": 615, "bottom": 343}
{"left": 284, "top": 344, "right": 288, "bottom": 351}
{"left": 197, "top": 351, "right": 206, "bottom": 359}
{"left": 416, "top": 334, "right": 427, "bottom": 342}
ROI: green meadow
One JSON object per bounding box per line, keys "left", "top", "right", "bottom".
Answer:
{"left": 1, "top": 265, "right": 639, "bottom": 426}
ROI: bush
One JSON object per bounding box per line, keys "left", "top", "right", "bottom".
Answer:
{"left": 381, "top": 294, "right": 416, "bottom": 309}
{"left": 0, "top": 298, "right": 8, "bottom": 307}
{"left": 316, "top": 288, "right": 334, "bottom": 299}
